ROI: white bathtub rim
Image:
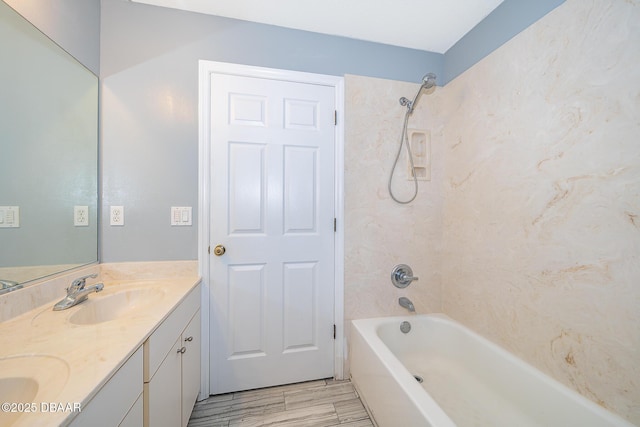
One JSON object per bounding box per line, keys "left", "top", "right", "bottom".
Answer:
{"left": 351, "top": 315, "right": 457, "bottom": 427}
{"left": 351, "top": 313, "right": 635, "bottom": 427}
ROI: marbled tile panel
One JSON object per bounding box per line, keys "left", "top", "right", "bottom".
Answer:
{"left": 440, "top": 0, "right": 640, "bottom": 423}
{"left": 343, "top": 74, "right": 444, "bottom": 326}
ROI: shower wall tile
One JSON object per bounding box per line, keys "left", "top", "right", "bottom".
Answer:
{"left": 441, "top": 0, "right": 640, "bottom": 423}
{"left": 343, "top": 75, "right": 444, "bottom": 334}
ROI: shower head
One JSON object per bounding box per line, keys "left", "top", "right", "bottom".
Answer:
{"left": 421, "top": 73, "right": 437, "bottom": 89}
{"left": 399, "top": 72, "right": 437, "bottom": 114}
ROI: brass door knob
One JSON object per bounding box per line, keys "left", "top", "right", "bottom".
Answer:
{"left": 213, "top": 244, "right": 226, "bottom": 256}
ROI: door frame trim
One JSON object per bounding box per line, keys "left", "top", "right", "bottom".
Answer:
{"left": 197, "top": 60, "right": 345, "bottom": 398}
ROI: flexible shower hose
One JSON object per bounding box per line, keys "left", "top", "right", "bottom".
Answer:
{"left": 388, "top": 110, "right": 419, "bottom": 204}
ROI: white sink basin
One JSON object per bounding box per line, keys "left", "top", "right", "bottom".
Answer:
{"left": 0, "top": 355, "right": 69, "bottom": 426}
{"left": 69, "top": 287, "right": 165, "bottom": 325}
{"left": 0, "top": 377, "right": 38, "bottom": 403}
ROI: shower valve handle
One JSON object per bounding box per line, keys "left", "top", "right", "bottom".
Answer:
{"left": 391, "top": 264, "right": 418, "bottom": 288}
{"left": 397, "top": 271, "right": 418, "bottom": 283}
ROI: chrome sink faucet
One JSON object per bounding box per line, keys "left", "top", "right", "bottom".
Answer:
{"left": 53, "top": 274, "right": 104, "bottom": 311}
{"left": 0, "top": 279, "right": 22, "bottom": 295}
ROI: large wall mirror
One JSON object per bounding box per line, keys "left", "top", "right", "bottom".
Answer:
{"left": 0, "top": 1, "right": 98, "bottom": 288}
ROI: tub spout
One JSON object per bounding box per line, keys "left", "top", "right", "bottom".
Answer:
{"left": 399, "top": 297, "right": 415, "bottom": 312}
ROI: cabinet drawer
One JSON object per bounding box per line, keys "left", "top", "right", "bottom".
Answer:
{"left": 144, "top": 283, "right": 200, "bottom": 382}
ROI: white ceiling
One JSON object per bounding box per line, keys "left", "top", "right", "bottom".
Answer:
{"left": 131, "top": 0, "right": 505, "bottom": 53}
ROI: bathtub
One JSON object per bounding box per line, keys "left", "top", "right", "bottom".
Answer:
{"left": 350, "top": 314, "right": 634, "bottom": 427}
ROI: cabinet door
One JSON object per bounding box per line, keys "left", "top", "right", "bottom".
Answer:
{"left": 71, "top": 347, "right": 143, "bottom": 427}
{"left": 181, "top": 310, "right": 201, "bottom": 427}
{"left": 119, "top": 393, "right": 143, "bottom": 427}
{"left": 146, "top": 337, "right": 182, "bottom": 427}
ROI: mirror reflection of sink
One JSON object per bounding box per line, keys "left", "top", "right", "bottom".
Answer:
{"left": 0, "top": 355, "right": 69, "bottom": 426}
{"left": 69, "top": 287, "right": 165, "bottom": 325}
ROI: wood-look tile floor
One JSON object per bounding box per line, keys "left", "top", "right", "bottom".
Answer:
{"left": 188, "top": 379, "right": 374, "bottom": 427}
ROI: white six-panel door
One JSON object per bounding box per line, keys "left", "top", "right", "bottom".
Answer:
{"left": 208, "top": 71, "right": 336, "bottom": 394}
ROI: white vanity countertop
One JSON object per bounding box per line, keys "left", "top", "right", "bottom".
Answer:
{"left": 0, "top": 276, "right": 201, "bottom": 426}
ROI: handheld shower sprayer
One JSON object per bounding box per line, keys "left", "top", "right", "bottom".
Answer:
{"left": 399, "top": 73, "right": 437, "bottom": 115}
{"left": 421, "top": 72, "right": 437, "bottom": 89}
{"left": 389, "top": 72, "right": 437, "bottom": 204}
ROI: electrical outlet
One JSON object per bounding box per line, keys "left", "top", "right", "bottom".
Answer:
{"left": 74, "top": 206, "right": 89, "bottom": 226}
{"left": 110, "top": 206, "right": 124, "bottom": 226}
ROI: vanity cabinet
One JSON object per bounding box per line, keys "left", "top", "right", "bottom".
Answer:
{"left": 180, "top": 313, "right": 201, "bottom": 427}
{"left": 144, "top": 284, "right": 201, "bottom": 427}
{"left": 70, "top": 346, "right": 143, "bottom": 427}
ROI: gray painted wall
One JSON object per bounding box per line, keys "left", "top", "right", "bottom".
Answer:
{"left": 99, "top": 0, "right": 442, "bottom": 262}
{"left": 3, "top": 0, "right": 100, "bottom": 74}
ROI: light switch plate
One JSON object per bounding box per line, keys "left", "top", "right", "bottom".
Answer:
{"left": 0, "top": 206, "right": 20, "bottom": 228}
{"left": 171, "top": 206, "right": 192, "bottom": 226}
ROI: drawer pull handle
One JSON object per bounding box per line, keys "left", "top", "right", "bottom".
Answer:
{"left": 177, "top": 346, "right": 186, "bottom": 354}
{"left": 185, "top": 336, "right": 194, "bottom": 342}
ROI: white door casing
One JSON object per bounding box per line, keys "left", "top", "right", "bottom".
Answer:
{"left": 198, "top": 62, "right": 345, "bottom": 396}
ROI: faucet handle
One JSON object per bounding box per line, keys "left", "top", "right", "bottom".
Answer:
{"left": 391, "top": 264, "right": 418, "bottom": 288}
{"left": 69, "top": 273, "right": 98, "bottom": 291}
